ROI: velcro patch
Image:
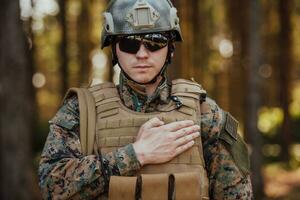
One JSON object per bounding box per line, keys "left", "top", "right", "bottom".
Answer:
{"left": 219, "top": 112, "right": 238, "bottom": 145}
{"left": 219, "top": 113, "right": 250, "bottom": 176}
{"left": 225, "top": 113, "right": 238, "bottom": 140}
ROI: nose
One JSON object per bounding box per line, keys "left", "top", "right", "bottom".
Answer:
{"left": 136, "top": 44, "right": 149, "bottom": 59}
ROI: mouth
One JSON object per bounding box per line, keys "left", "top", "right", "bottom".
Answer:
{"left": 133, "top": 65, "right": 152, "bottom": 69}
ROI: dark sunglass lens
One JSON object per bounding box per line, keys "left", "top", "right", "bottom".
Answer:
{"left": 119, "top": 37, "right": 141, "bottom": 54}
{"left": 144, "top": 41, "right": 167, "bottom": 51}
{"left": 143, "top": 34, "right": 168, "bottom": 52}
{"left": 118, "top": 34, "right": 168, "bottom": 53}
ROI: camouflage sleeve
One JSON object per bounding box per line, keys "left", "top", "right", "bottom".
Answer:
{"left": 38, "top": 96, "right": 141, "bottom": 199}
{"left": 201, "top": 98, "right": 253, "bottom": 200}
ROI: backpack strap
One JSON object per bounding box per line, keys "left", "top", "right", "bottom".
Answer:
{"left": 64, "top": 88, "right": 96, "bottom": 156}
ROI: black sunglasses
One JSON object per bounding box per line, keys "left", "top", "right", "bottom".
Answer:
{"left": 117, "top": 33, "right": 169, "bottom": 54}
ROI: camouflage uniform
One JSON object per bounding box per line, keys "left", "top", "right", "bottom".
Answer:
{"left": 38, "top": 74, "right": 253, "bottom": 199}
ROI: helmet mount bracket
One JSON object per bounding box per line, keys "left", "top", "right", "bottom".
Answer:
{"left": 126, "top": 0, "right": 160, "bottom": 29}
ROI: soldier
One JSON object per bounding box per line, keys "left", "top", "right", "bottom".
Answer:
{"left": 38, "top": 0, "right": 253, "bottom": 199}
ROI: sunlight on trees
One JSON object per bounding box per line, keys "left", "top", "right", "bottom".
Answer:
{"left": 291, "top": 144, "right": 300, "bottom": 159}
{"left": 14, "top": 0, "right": 300, "bottom": 199}
{"left": 91, "top": 50, "right": 108, "bottom": 85}
{"left": 32, "top": 72, "right": 46, "bottom": 88}
{"left": 20, "top": 0, "right": 32, "bottom": 19}
{"left": 258, "top": 107, "right": 284, "bottom": 135}
{"left": 34, "top": 0, "right": 59, "bottom": 17}
{"left": 218, "top": 39, "right": 233, "bottom": 58}
{"left": 262, "top": 144, "right": 281, "bottom": 157}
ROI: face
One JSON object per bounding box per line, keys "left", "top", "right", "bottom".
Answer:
{"left": 116, "top": 42, "right": 168, "bottom": 84}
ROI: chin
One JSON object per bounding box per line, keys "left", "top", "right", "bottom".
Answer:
{"left": 133, "top": 78, "right": 152, "bottom": 84}
{"left": 132, "top": 76, "right": 155, "bottom": 84}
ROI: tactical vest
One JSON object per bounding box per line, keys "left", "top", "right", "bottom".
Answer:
{"left": 66, "top": 79, "right": 209, "bottom": 200}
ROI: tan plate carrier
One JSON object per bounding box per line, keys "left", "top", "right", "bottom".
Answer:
{"left": 66, "top": 79, "right": 209, "bottom": 200}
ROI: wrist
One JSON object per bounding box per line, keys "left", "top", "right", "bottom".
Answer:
{"left": 132, "top": 142, "right": 146, "bottom": 166}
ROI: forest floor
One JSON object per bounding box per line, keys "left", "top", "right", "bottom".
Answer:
{"left": 264, "top": 163, "right": 300, "bottom": 200}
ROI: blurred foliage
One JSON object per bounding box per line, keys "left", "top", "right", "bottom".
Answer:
{"left": 259, "top": 107, "right": 284, "bottom": 136}
{"left": 263, "top": 163, "right": 300, "bottom": 200}
{"left": 19, "top": 0, "right": 300, "bottom": 199}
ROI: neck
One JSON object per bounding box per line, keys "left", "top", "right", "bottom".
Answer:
{"left": 120, "top": 71, "right": 164, "bottom": 97}
{"left": 144, "top": 76, "right": 163, "bottom": 97}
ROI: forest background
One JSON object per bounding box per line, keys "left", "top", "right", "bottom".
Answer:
{"left": 1, "top": 0, "right": 300, "bottom": 199}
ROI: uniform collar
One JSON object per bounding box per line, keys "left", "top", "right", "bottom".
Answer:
{"left": 118, "top": 71, "right": 170, "bottom": 112}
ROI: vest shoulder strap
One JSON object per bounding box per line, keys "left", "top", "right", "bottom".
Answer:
{"left": 64, "top": 87, "right": 96, "bottom": 156}
{"left": 171, "top": 79, "right": 206, "bottom": 100}
{"left": 171, "top": 79, "right": 207, "bottom": 116}
{"left": 89, "top": 82, "right": 120, "bottom": 106}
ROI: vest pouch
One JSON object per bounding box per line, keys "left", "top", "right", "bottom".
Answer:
{"left": 141, "top": 174, "right": 169, "bottom": 200}
{"left": 109, "top": 176, "right": 137, "bottom": 200}
{"left": 173, "top": 172, "right": 209, "bottom": 200}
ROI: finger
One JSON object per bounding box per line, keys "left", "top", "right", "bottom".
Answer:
{"left": 174, "top": 125, "right": 200, "bottom": 139}
{"left": 175, "top": 132, "right": 200, "bottom": 147}
{"left": 160, "top": 120, "right": 195, "bottom": 132}
{"left": 175, "top": 140, "right": 195, "bottom": 155}
{"left": 142, "top": 117, "right": 164, "bottom": 130}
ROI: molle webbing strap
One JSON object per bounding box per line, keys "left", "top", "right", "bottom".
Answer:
{"left": 91, "top": 83, "right": 119, "bottom": 104}
{"left": 64, "top": 88, "right": 96, "bottom": 156}
{"left": 141, "top": 174, "right": 169, "bottom": 200}
{"left": 109, "top": 176, "right": 137, "bottom": 200}
{"left": 94, "top": 89, "right": 119, "bottom": 106}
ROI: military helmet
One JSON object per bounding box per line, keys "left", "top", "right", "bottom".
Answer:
{"left": 101, "top": 0, "right": 183, "bottom": 48}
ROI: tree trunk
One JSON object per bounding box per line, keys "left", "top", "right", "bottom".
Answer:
{"left": 78, "top": 0, "right": 93, "bottom": 86}
{"left": 191, "top": 0, "right": 202, "bottom": 82}
{"left": 58, "top": 0, "right": 69, "bottom": 96}
{"left": 0, "top": 0, "right": 34, "bottom": 199}
{"left": 278, "top": 0, "right": 293, "bottom": 162}
{"left": 246, "top": 0, "right": 265, "bottom": 198}
{"left": 225, "top": 0, "right": 248, "bottom": 125}
{"left": 171, "top": 0, "right": 194, "bottom": 79}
